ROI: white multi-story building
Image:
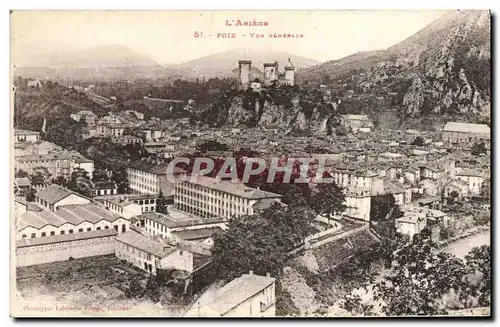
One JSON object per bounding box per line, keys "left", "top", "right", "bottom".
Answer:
{"left": 94, "top": 194, "right": 160, "bottom": 213}
{"left": 174, "top": 176, "right": 282, "bottom": 219}
{"left": 15, "top": 153, "right": 94, "bottom": 180}
{"left": 100, "top": 197, "right": 143, "bottom": 219}
{"left": 343, "top": 193, "right": 371, "bottom": 221}
{"left": 127, "top": 158, "right": 186, "bottom": 196}
{"left": 115, "top": 230, "right": 193, "bottom": 275}
{"left": 331, "top": 167, "right": 383, "bottom": 196}
{"left": 455, "top": 169, "right": 487, "bottom": 196}
{"left": 136, "top": 211, "right": 228, "bottom": 241}
{"left": 442, "top": 122, "right": 490, "bottom": 148}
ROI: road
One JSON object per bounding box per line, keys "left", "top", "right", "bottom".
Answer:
{"left": 440, "top": 230, "right": 490, "bottom": 259}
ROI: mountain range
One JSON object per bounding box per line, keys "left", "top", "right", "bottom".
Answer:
{"left": 170, "top": 48, "right": 318, "bottom": 78}
{"left": 14, "top": 45, "right": 318, "bottom": 81}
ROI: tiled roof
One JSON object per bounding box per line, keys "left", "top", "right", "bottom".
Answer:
{"left": 35, "top": 185, "right": 80, "bottom": 204}
{"left": 14, "top": 129, "right": 39, "bottom": 135}
{"left": 115, "top": 230, "right": 177, "bottom": 257}
{"left": 137, "top": 212, "right": 226, "bottom": 228}
{"left": 202, "top": 273, "right": 275, "bottom": 315}
{"left": 16, "top": 229, "right": 117, "bottom": 248}
{"left": 17, "top": 202, "right": 123, "bottom": 230}
{"left": 172, "top": 227, "right": 224, "bottom": 241}
{"left": 187, "top": 176, "right": 282, "bottom": 200}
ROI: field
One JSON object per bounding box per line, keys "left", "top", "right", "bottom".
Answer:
{"left": 15, "top": 255, "right": 187, "bottom": 316}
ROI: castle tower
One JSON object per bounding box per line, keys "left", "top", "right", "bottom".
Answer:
{"left": 284, "top": 58, "right": 295, "bottom": 86}
{"left": 238, "top": 60, "right": 252, "bottom": 91}
{"left": 263, "top": 62, "right": 278, "bottom": 87}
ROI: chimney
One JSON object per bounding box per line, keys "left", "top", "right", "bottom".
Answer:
{"left": 249, "top": 270, "right": 253, "bottom": 275}
{"left": 266, "top": 272, "right": 270, "bottom": 278}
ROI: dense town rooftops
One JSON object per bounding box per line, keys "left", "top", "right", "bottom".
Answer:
{"left": 185, "top": 175, "right": 282, "bottom": 200}
{"left": 201, "top": 272, "right": 276, "bottom": 315}
{"left": 442, "top": 122, "right": 490, "bottom": 134}
{"left": 16, "top": 229, "right": 117, "bottom": 248}
{"left": 115, "top": 230, "right": 177, "bottom": 257}
{"left": 17, "top": 202, "right": 123, "bottom": 230}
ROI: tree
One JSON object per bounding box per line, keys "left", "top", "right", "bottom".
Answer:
{"left": 110, "top": 166, "right": 129, "bottom": 194}
{"left": 67, "top": 168, "right": 93, "bottom": 197}
{"left": 471, "top": 141, "right": 487, "bottom": 156}
{"left": 197, "top": 140, "right": 229, "bottom": 153}
{"left": 15, "top": 169, "right": 29, "bottom": 178}
{"left": 25, "top": 187, "right": 37, "bottom": 202}
{"left": 372, "top": 230, "right": 469, "bottom": 316}
{"left": 92, "top": 168, "right": 110, "bottom": 183}
{"left": 125, "top": 278, "right": 144, "bottom": 298}
{"left": 51, "top": 176, "right": 68, "bottom": 187}
{"left": 464, "top": 245, "right": 491, "bottom": 307}
{"left": 307, "top": 182, "right": 346, "bottom": 218}
{"left": 446, "top": 191, "right": 459, "bottom": 205}
{"left": 29, "top": 167, "right": 52, "bottom": 187}
{"left": 411, "top": 136, "right": 425, "bottom": 146}
{"left": 145, "top": 275, "right": 162, "bottom": 303}
{"left": 211, "top": 203, "right": 315, "bottom": 281}
{"left": 370, "top": 194, "right": 396, "bottom": 222}
{"left": 341, "top": 292, "right": 375, "bottom": 316}
{"left": 155, "top": 190, "right": 169, "bottom": 214}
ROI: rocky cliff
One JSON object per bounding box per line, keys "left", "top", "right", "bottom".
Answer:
{"left": 297, "top": 10, "right": 491, "bottom": 125}
{"left": 198, "top": 87, "right": 342, "bottom": 135}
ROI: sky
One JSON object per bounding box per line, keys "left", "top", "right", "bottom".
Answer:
{"left": 11, "top": 10, "right": 449, "bottom": 66}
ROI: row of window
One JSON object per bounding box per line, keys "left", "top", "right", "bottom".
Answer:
{"left": 129, "top": 174, "right": 158, "bottom": 184}
{"left": 130, "top": 182, "right": 158, "bottom": 193}
{"left": 136, "top": 199, "right": 156, "bottom": 205}
{"left": 147, "top": 219, "right": 169, "bottom": 233}
{"left": 21, "top": 224, "right": 127, "bottom": 239}
{"left": 176, "top": 202, "right": 242, "bottom": 218}
{"left": 176, "top": 196, "right": 247, "bottom": 211}
{"left": 117, "top": 242, "right": 153, "bottom": 261}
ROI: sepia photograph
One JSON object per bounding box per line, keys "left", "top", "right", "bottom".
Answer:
{"left": 9, "top": 9, "right": 491, "bottom": 318}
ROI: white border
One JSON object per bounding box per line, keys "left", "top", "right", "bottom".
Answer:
{"left": 1, "top": 1, "right": 498, "bottom": 326}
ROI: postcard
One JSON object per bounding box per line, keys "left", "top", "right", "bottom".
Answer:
{"left": 10, "top": 10, "right": 491, "bottom": 318}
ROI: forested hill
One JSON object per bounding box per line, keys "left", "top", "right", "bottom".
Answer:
{"left": 13, "top": 78, "right": 109, "bottom": 149}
